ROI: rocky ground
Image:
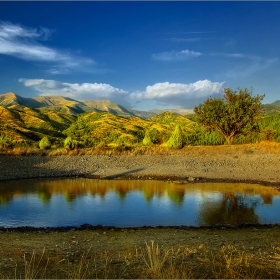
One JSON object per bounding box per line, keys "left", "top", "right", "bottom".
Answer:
{"left": 1, "top": 144, "right": 280, "bottom": 184}
{"left": 0, "top": 143, "right": 280, "bottom": 278}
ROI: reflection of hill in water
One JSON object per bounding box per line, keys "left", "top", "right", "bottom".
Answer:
{"left": 1, "top": 179, "right": 280, "bottom": 226}
{"left": 0, "top": 179, "right": 280, "bottom": 206}
{"left": 0, "top": 179, "right": 279, "bottom": 207}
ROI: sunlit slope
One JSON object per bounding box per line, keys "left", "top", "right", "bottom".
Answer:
{"left": 63, "top": 111, "right": 195, "bottom": 145}
{"left": 83, "top": 100, "right": 156, "bottom": 119}
{"left": 149, "top": 111, "right": 195, "bottom": 132}
{"left": 262, "top": 101, "right": 280, "bottom": 116}
{"left": 63, "top": 112, "right": 147, "bottom": 145}
{"left": 0, "top": 105, "right": 76, "bottom": 142}
{"left": 0, "top": 92, "right": 42, "bottom": 108}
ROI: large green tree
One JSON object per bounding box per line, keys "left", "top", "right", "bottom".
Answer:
{"left": 194, "top": 88, "right": 265, "bottom": 145}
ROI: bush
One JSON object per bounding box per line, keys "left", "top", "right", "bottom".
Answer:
{"left": 39, "top": 137, "right": 51, "bottom": 149}
{"left": 166, "top": 124, "right": 184, "bottom": 149}
{"left": 143, "top": 130, "right": 153, "bottom": 146}
{"left": 64, "top": 137, "right": 77, "bottom": 150}
{"left": 0, "top": 134, "right": 13, "bottom": 149}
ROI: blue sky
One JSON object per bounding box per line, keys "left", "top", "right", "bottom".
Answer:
{"left": 0, "top": 1, "right": 279, "bottom": 110}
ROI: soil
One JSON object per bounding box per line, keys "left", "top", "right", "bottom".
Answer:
{"left": 0, "top": 144, "right": 280, "bottom": 278}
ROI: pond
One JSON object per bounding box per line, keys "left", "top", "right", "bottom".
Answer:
{"left": 0, "top": 178, "right": 280, "bottom": 228}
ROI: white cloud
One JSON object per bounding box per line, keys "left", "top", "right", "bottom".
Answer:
{"left": 0, "top": 21, "right": 94, "bottom": 74}
{"left": 152, "top": 49, "right": 202, "bottom": 61}
{"left": 19, "top": 78, "right": 129, "bottom": 103}
{"left": 130, "top": 80, "right": 225, "bottom": 108}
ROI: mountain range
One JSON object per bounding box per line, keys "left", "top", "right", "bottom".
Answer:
{"left": 0, "top": 92, "right": 196, "bottom": 145}
{"left": 0, "top": 91, "right": 279, "bottom": 146}
{"left": 0, "top": 92, "right": 194, "bottom": 119}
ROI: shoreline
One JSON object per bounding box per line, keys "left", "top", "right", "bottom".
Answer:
{"left": 1, "top": 145, "right": 280, "bottom": 185}
{"left": 1, "top": 222, "right": 280, "bottom": 232}
{"left": 2, "top": 173, "right": 280, "bottom": 188}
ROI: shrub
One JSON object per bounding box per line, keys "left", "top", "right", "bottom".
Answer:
{"left": 39, "top": 137, "right": 51, "bottom": 149}
{"left": 166, "top": 124, "right": 184, "bottom": 149}
{"left": 64, "top": 137, "right": 77, "bottom": 150}
{"left": 0, "top": 134, "right": 13, "bottom": 149}
{"left": 143, "top": 130, "right": 153, "bottom": 146}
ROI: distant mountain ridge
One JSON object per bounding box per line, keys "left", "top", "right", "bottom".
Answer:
{"left": 1, "top": 92, "right": 279, "bottom": 119}
{"left": 0, "top": 92, "right": 196, "bottom": 119}
{"left": 0, "top": 92, "right": 159, "bottom": 119}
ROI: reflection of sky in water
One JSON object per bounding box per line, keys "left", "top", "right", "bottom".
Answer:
{"left": 0, "top": 179, "right": 280, "bottom": 228}
{"left": 255, "top": 197, "right": 280, "bottom": 223}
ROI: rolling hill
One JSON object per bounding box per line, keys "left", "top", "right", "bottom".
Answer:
{"left": 1, "top": 91, "right": 280, "bottom": 147}
{"left": 0, "top": 92, "right": 156, "bottom": 119}
{"left": 63, "top": 111, "right": 195, "bottom": 147}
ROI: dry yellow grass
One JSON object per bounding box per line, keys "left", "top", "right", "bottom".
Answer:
{"left": 1, "top": 141, "right": 280, "bottom": 157}
{"left": 2, "top": 242, "right": 279, "bottom": 279}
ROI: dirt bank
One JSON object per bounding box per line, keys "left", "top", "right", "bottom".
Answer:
{"left": 1, "top": 144, "right": 280, "bottom": 185}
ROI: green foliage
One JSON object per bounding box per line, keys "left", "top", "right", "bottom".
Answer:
{"left": 0, "top": 134, "right": 13, "bottom": 149}
{"left": 183, "top": 124, "right": 224, "bottom": 146}
{"left": 143, "top": 130, "right": 153, "bottom": 146}
{"left": 64, "top": 137, "right": 77, "bottom": 150}
{"left": 185, "top": 114, "right": 197, "bottom": 122}
{"left": 258, "top": 114, "right": 280, "bottom": 142}
{"left": 194, "top": 87, "right": 265, "bottom": 145}
{"left": 166, "top": 124, "right": 184, "bottom": 149}
{"left": 39, "top": 137, "right": 51, "bottom": 149}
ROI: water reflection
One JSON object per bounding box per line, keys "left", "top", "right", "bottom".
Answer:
{"left": 0, "top": 178, "right": 280, "bottom": 227}
{"left": 199, "top": 193, "right": 261, "bottom": 225}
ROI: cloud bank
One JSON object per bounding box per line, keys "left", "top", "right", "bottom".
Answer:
{"left": 152, "top": 49, "right": 202, "bottom": 61}
{"left": 130, "top": 80, "right": 225, "bottom": 108}
{"left": 19, "top": 78, "right": 129, "bottom": 105}
{"left": 0, "top": 21, "right": 94, "bottom": 74}
{"left": 19, "top": 78, "right": 225, "bottom": 109}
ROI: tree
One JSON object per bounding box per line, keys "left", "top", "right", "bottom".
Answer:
{"left": 166, "top": 123, "right": 184, "bottom": 149}
{"left": 194, "top": 87, "right": 265, "bottom": 145}
{"left": 39, "top": 137, "right": 51, "bottom": 149}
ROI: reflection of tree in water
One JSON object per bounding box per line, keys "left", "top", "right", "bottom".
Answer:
{"left": 261, "top": 194, "right": 273, "bottom": 205}
{"left": 0, "top": 193, "right": 13, "bottom": 205}
{"left": 64, "top": 192, "right": 78, "bottom": 203}
{"left": 38, "top": 191, "right": 52, "bottom": 204}
{"left": 142, "top": 189, "right": 154, "bottom": 202}
{"left": 199, "top": 192, "right": 261, "bottom": 226}
{"left": 167, "top": 188, "right": 185, "bottom": 205}
{"left": 116, "top": 186, "right": 129, "bottom": 201}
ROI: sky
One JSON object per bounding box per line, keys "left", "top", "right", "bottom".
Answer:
{"left": 0, "top": 1, "right": 279, "bottom": 110}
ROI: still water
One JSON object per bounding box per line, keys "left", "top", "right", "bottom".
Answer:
{"left": 0, "top": 178, "right": 280, "bottom": 228}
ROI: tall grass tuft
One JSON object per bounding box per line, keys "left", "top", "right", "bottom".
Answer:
{"left": 15, "top": 248, "right": 48, "bottom": 279}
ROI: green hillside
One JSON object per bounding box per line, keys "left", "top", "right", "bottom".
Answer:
{"left": 0, "top": 105, "right": 76, "bottom": 145}
{"left": 271, "top": 100, "right": 280, "bottom": 107}
{"left": 63, "top": 111, "right": 195, "bottom": 148}
{"left": 1, "top": 92, "right": 280, "bottom": 149}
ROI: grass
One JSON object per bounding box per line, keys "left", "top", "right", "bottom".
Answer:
{"left": 2, "top": 140, "right": 280, "bottom": 157}
{"left": 1, "top": 242, "right": 279, "bottom": 279}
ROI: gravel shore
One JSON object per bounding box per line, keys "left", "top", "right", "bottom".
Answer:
{"left": 1, "top": 145, "right": 280, "bottom": 185}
